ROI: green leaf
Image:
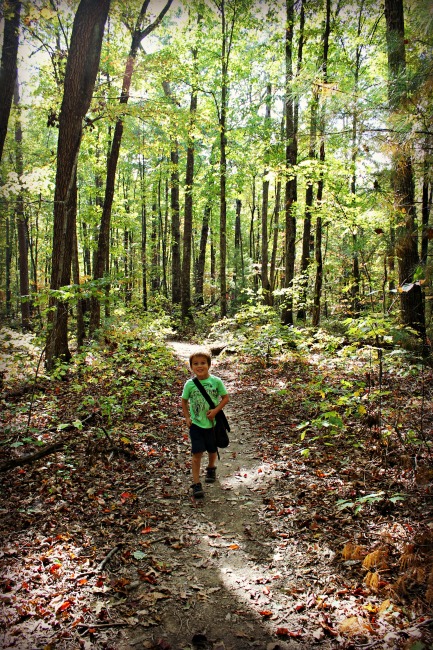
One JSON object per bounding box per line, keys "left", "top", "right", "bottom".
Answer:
{"left": 133, "top": 550, "right": 147, "bottom": 560}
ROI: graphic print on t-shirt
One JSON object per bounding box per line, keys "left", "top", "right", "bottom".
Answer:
{"left": 190, "top": 381, "right": 218, "bottom": 422}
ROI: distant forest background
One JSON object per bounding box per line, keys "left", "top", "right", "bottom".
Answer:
{"left": 0, "top": 0, "right": 432, "bottom": 367}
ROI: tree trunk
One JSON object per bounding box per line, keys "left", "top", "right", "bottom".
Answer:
{"left": 421, "top": 154, "right": 431, "bottom": 266}
{"left": 312, "top": 0, "right": 331, "bottom": 328}
{"left": 269, "top": 178, "right": 281, "bottom": 297}
{"left": 71, "top": 175, "right": 85, "bottom": 349}
{"left": 233, "top": 198, "right": 243, "bottom": 304}
{"left": 46, "top": 0, "right": 110, "bottom": 369}
{"left": 90, "top": 0, "right": 173, "bottom": 331}
{"left": 349, "top": 4, "right": 364, "bottom": 318}
{"left": 14, "top": 79, "right": 31, "bottom": 330}
{"left": 261, "top": 83, "right": 272, "bottom": 304}
{"left": 195, "top": 204, "right": 210, "bottom": 306}
{"left": 140, "top": 155, "right": 148, "bottom": 310}
{"left": 384, "top": 0, "right": 425, "bottom": 339}
{"left": 181, "top": 85, "right": 198, "bottom": 321}
{"left": 0, "top": 0, "right": 21, "bottom": 164}
{"left": 281, "top": 0, "right": 298, "bottom": 326}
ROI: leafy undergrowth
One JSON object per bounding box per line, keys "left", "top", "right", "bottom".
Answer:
{"left": 0, "top": 324, "right": 432, "bottom": 650}
{"left": 226, "top": 349, "right": 433, "bottom": 648}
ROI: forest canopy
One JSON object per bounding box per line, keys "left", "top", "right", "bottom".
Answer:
{"left": 0, "top": 0, "right": 432, "bottom": 365}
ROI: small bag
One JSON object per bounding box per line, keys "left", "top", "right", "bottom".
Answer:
{"left": 214, "top": 410, "right": 230, "bottom": 448}
{"left": 193, "top": 378, "right": 230, "bottom": 451}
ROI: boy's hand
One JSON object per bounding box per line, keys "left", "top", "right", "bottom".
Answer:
{"left": 207, "top": 409, "right": 217, "bottom": 421}
{"left": 185, "top": 416, "right": 192, "bottom": 427}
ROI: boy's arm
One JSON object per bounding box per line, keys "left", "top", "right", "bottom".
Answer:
{"left": 206, "top": 393, "right": 229, "bottom": 422}
{"left": 181, "top": 398, "right": 192, "bottom": 427}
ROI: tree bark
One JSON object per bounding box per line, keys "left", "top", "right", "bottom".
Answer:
{"left": 90, "top": 0, "right": 173, "bottom": 332}
{"left": 384, "top": 0, "right": 425, "bottom": 339}
{"left": 281, "top": 0, "right": 298, "bottom": 326}
{"left": 14, "top": 80, "right": 31, "bottom": 330}
{"left": 0, "top": 0, "right": 21, "bottom": 164}
{"left": 195, "top": 204, "right": 210, "bottom": 306}
{"left": 312, "top": 0, "right": 331, "bottom": 328}
{"left": 269, "top": 178, "right": 281, "bottom": 297}
{"left": 261, "top": 83, "right": 272, "bottom": 304}
{"left": 46, "top": 0, "right": 110, "bottom": 369}
{"left": 181, "top": 59, "right": 198, "bottom": 321}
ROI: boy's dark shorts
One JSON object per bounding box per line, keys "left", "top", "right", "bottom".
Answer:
{"left": 189, "top": 424, "right": 217, "bottom": 454}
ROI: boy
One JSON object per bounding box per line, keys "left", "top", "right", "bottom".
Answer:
{"left": 181, "top": 350, "right": 229, "bottom": 499}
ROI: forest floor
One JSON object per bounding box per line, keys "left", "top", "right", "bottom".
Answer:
{"left": 1, "top": 331, "right": 433, "bottom": 650}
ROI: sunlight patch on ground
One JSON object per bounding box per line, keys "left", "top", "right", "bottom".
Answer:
{"left": 0, "top": 327, "right": 41, "bottom": 381}
{"left": 220, "top": 462, "right": 280, "bottom": 492}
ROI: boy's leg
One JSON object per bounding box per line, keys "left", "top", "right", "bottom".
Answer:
{"left": 192, "top": 451, "right": 204, "bottom": 484}
{"left": 207, "top": 451, "right": 217, "bottom": 468}
{"left": 205, "top": 451, "right": 218, "bottom": 483}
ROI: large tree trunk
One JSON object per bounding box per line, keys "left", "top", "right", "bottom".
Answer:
{"left": 0, "top": 0, "right": 21, "bottom": 163}
{"left": 384, "top": 0, "right": 425, "bottom": 339}
{"left": 46, "top": 0, "right": 110, "bottom": 369}
{"left": 90, "top": 0, "right": 173, "bottom": 332}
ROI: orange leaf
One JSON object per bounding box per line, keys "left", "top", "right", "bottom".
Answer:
{"left": 276, "top": 627, "right": 289, "bottom": 636}
{"left": 141, "top": 527, "right": 152, "bottom": 534}
{"left": 77, "top": 578, "right": 88, "bottom": 585}
{"left": 229, "top": 544, "right": 239, "bottom": 550}
{"left": 258, "top": 610, "right": 273, "bottom": 617}
{"left": 57, "top": 600, "right": 72, "bottom": 613}
{"left": 49, "top": 564, "right": 62, "bottom": 573}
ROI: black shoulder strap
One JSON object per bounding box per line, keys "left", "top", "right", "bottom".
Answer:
{"left": 192, "top": 377, "right": 215, "bottom": 408}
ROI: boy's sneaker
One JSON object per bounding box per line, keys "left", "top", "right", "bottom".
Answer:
{"left": 205, "top": 467, "right": 216, "bottom": 483}
{"left": 191, "top": 482, "right": 204, "bottom": 499}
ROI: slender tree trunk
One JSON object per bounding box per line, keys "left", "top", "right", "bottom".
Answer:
{"left": 195, "top": 204, "right": 210, "bottom": 306}
{"left": 140, "top": 155, "right": 148, "bottom": 310}
{"left": 71, "top": 173, "right": 85, "bottom": 349}
{"left": 270, "top": 178, "right": 281, "bottom": 297}
{"left": 384, "top": 0, "right": 425, "bottom": 339}
{"left": 14, "top": 79, "right": 31, "bottom": 330}
{"left": 281, "top": 0, "right": 298, "bottom": 326}
{"left": 215, "top": 0, "right": 238, "bottom": 317}
{"left": 46, "top": 0, "right": 110, "bottom": 369}
{"left": 169, "top": 142, "right": 181, "bottom": 303}
{"left": 233, "top": 198, "right": 243, "bottom": 304}
{"left": 5, "top": 203, "right": 13, "bottom": 317}
{"left": 312, "top": 0, "right": 331, "bottom": 328}
{"left": 90, "top": 0, "right": 173, "bottom": 331}
{"left": 349, "top": 4, "right": 364, "bottom": 318}
{"left": 421, "top": 154, "right": 431, "bottom": 266}
{"left": 0, "top": 0, "right": 21, "bottom": 164}
{"left": 261, "top": 83, "right": 272, "bottom": 304}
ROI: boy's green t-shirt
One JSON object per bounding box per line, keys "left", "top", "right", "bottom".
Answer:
{"left": 182, "top": 374, "right": 228, "bottom": 429}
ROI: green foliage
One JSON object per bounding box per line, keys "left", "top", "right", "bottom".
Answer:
{"left": 207, "top": 302, "right": 303, "bottom": 364}
{"left": 336, "top": 491, "right": 406, "bottom": 516}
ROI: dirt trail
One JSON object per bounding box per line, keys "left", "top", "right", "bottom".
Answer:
{"left": 123, "top": 342, "right": 329, "bottom": 650}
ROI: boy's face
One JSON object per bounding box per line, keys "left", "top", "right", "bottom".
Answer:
{"left": 191, "top": 355, "right": 210, "bottom": 379}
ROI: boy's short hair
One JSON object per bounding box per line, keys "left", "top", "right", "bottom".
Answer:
{"left": 189, "top": 349, "right": 212, "bottom": 367}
